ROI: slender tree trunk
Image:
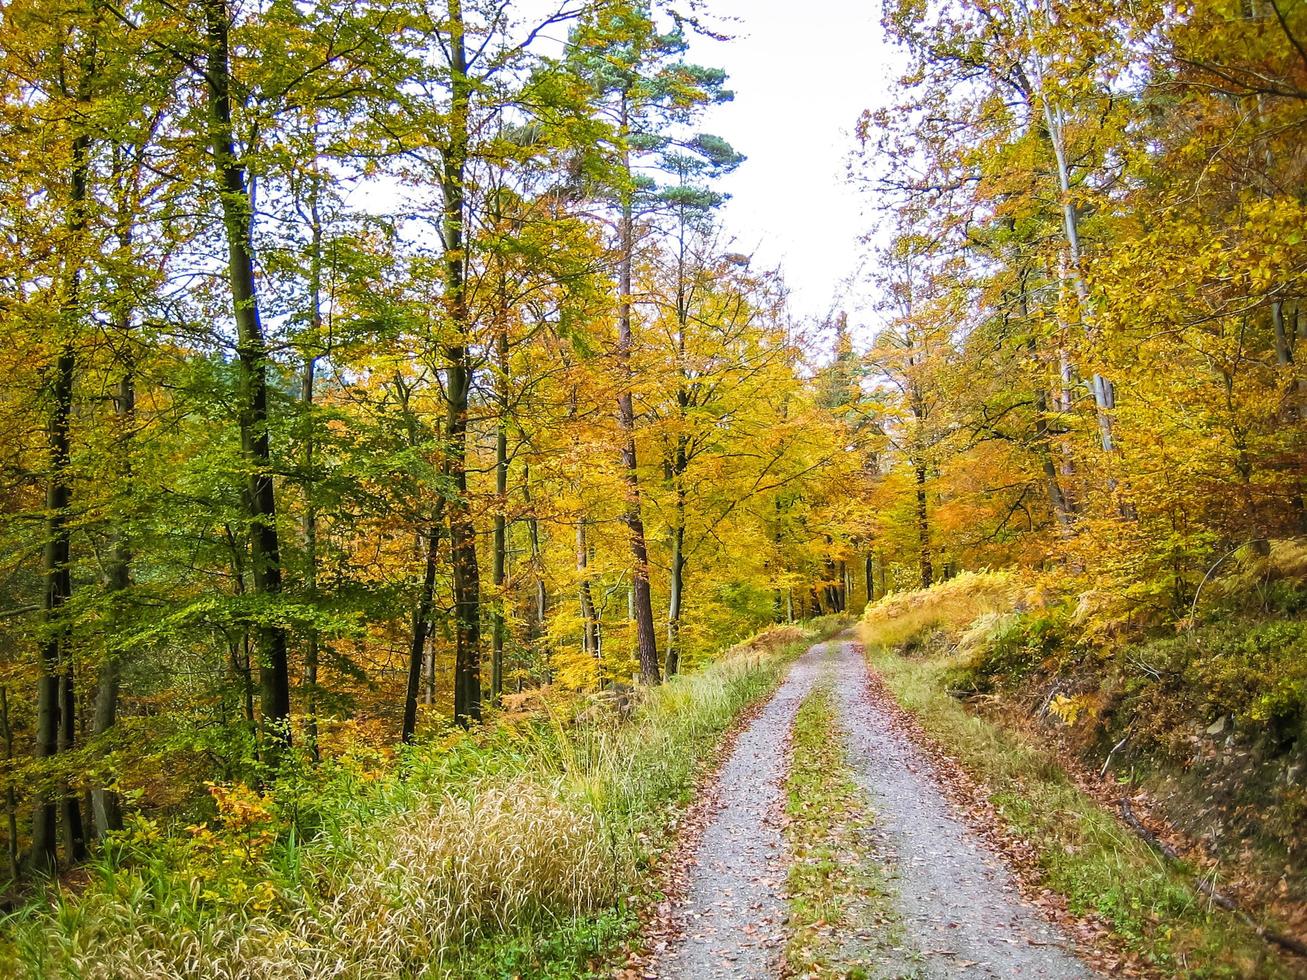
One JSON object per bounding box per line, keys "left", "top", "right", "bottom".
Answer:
{"left": 31, "top": 127, "right": 91, "bottom": 874}
{"left": 301, "top": 156, "right": 323, "bottom": 760}
{"left": 1037, "top": 94, "right": 1119, "bottom": 459}
{"left": 91, "top": 349, "right": 132, "bottom": 837}
{"left": 1271, "top": 300, "right": 1307, "bottom": 531}
{"left": 916, "top": 462, "right": 933, "bottom": 589}
{"left": 772, "top": 498, "right": 785, "bottom": 622}
{"left": 441, "top": 0, "right": 481, "bottom": 726}
{"left": 491, "top": 324, "right": 509, "bottom": 702}
{"left": 422, "top": 633, "right": 435, "bottom": 707}
{"left": 402, "top": 513, "right": 442, "bottom": 744}
{"left": 615, "top": 92, "right": 660, "bottom": 685}
{"left": 865, "top": 553, "right": 874, "bottom": 604}
{"left": 522, "top": 467, "right": 549, "bottom": 668}
{"left": 0, "top": 688, "right": 18, "bottom": 880}
{"left": 223, "top": 525, "right": 258, "bottom": 747}
{"left": 665, "top": 514, "right": 685, "bottom": 676}
{"left": 1035, "top": 383, "right": 1074, "bottom": 529}
{"left": 577, "top": 519, "right": 599, "bottom": 659}
{"left": 204, "top": 0, "right": 291, "bottom": 750}
{"left": 58, "top": 670, "right": 85, "bottom": 865}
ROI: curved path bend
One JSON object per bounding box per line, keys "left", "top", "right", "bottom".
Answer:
{"left": 647, "top": 637, "right": 1094, "bottom": 980}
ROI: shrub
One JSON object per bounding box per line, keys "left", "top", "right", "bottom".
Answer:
{"left": 0, "top": 620, "right": 838, "bottom": 979}
{"left": 860, "top": 570, "right": 1032, "bottom": 652}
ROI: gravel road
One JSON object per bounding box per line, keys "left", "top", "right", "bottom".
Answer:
{"left": 649, "top": 644, "right": 827, "bottom": 978}
{"left": 830, "top": 640, "right": 1093, "bottom": 979}
{"left": 648, "top": 636, "right": 1096, "bottom": 979}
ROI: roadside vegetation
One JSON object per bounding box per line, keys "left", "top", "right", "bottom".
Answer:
{"left": 0, "top": 621, "right": 840, "bottom": 979}
{"left": 860, "top": 565, "right": 1307, "bottom": 979}
{"left": 783, "top": 685, "right": 903, "bottom": 979}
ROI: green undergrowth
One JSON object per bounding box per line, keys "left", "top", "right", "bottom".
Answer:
{"left": 863, "top": 641, "right": 1298, "bottom": 979}
{"left": 944, "top": 602, "right": 1307, "bottom": 900}
{"left": 0, "top": 617, "right": 847, "bottom": 979}
{"left": 784, "top": 684, "right": 903, "bottom": 979}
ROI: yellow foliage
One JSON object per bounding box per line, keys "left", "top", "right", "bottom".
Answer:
{"left": 860, "top": 570, "right": 1033, "bottom": 651}
{"left": 1048, "top": 693, "right": 1094, "bottom": 726}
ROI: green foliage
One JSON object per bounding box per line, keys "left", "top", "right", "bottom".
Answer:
{"left": 1120, "top": 621, "right": 1307, "bottom": 750}
{"left": 863, "top": 645, "right": 1295, "bottom": 978}
{"left": 0, "top": 621, "right": 841, "bottom": 977}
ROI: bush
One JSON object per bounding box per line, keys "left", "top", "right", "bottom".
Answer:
{"left": 861, "top": 570, "right": 1032, "bottom": 651}
{"left": 0, "top": 621, "right": 840, "bottom": 978}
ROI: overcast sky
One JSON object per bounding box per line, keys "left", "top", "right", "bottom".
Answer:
{"left": 687, "top": 0, "right": 899, "bottom": 339}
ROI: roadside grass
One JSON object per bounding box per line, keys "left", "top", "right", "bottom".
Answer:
{"left": 863, "top": 641, "right": 1297, "bottom": 980}
{"left": 784, "top": 684, "right": 904, "bottom": 979}
{"left": 0, "top": 618, "right": 845, "bottom": 979}
{"left": 861, "top": 570, "right": 1028, "bottom": 652}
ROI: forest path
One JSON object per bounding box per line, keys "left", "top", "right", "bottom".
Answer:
{"left": 645, "top": 636, "right": 1095, "bottom": 979}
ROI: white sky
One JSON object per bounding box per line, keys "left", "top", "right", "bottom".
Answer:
{"left": 688, "top": 0, "right": 899, "bottom": 339}
{"left": 350, "top": 1, "right": 899, "bottom": 345}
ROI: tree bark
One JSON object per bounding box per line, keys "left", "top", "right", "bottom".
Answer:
{"left": 577, "top": 519, "right": 600, "bottom": 659}
{"left": 0, "top": 688, "right": 18, "bottom": 879}
{"left": 491, "top": 323, "right": 509, "bottom": 702}
{"left": 402, "top": 513, "right": 442, "bottom": 744}
{"left": 916, "top": 462, "right": 933, "bottom": 589}
{"left": 615, "top": 91, "right": 661, "bottom": 685}
{"left": 204, "top": 0, "right": 291, "bottom": 751}
{"left": 300, "top": 154, "right": 323, "bottom": 760}
{"left": 522, "top": 467, "right": 549, "bottom": 666}
{"left": 439, "top": 0, "right": 482, "bottom": 726}
{"left": 31, "top": 123, "right": 92, "bottom": 873}
{"left": 665, "top": 513, "right": 685, "bottom": 676}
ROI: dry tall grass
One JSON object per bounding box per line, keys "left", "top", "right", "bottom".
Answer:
{"left": 2, "top": 621, "right": 834, "bottom": 979}
{"left": 860, "top": 571, "right": 1030, "bottom": 651}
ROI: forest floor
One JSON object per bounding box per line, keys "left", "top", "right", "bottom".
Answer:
{"left": 637, "top": 635, "right": 1096, "bottom": 979}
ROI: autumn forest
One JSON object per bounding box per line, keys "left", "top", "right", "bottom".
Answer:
{"left": 1, "top": 0, "right": 1306, "bottom": 976}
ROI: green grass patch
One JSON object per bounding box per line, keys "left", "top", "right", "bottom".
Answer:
{"left": 0, "top": 619, "right": 847, "bottom": 979}
{"left": 863, "top": 641, "right": 1298, "bottom": 980}
{"left": 784, "top": 684, "right": 904, "bottom": 979}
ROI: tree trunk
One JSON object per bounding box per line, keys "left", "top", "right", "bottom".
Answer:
{"left": 1037, "top": 93, "right": 1119, "bottom": 458}
{"left": 916, "top": 462, "right": 933, "bottom": 589}
{"left": 1035, "top": 381, "right": 1074, "bottom": 529}
{"left": 577, "top": 519, "right": 599, "bottom": 659}
{"left": 91, "top": 352, "right": 132, "bottom": 837}
{"left": 665, "top": 515, "right": 685, "bottom": 676}
{"left": 1271, "top": 301, "right": 1307, "bottom": 531}
{"left": 301, "top": 155, "right": 323, "bottom": 760}
{"left": 402, "top": 515, "right": 442, "bottom": 744}
{"left": 31, "top": 126, "right": 91, "bottom": 874}
{"left": 223, "top": 524, "right": 258, "bottom": 735}
{"left": 615, "top": 92, "right": 660, "bottom": 685}
{"left": 522, "top": 467, "right": 549, "bottom": 667}
{"left": 204, "top": 0, "right": 291, "bottom": 751}
{"left": 0, "top": 688, "right": 18, "bottom": 879}
{"left": 58, "top": 670, "right": 85, "bottom": 865}
{"left": 491, "top": 324, "right": 509, "bottom": 702}
{"left": 440, "top": 0, "right": 482, "bottom": 726}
